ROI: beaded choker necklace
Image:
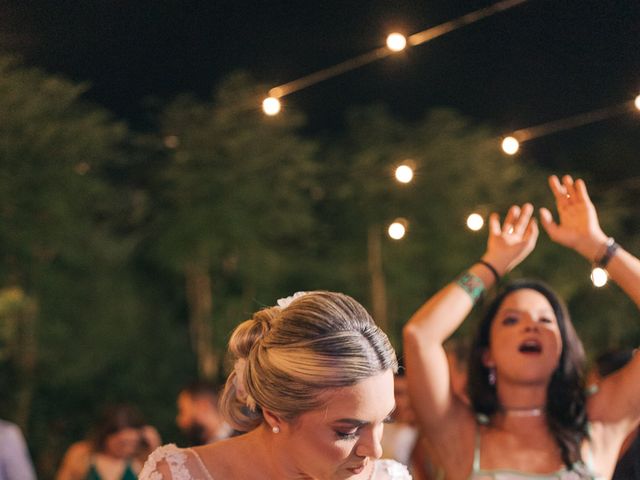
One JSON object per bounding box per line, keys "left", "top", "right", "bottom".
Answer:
{"left": 503, "top": 406, "right": 544, "bottom": 417}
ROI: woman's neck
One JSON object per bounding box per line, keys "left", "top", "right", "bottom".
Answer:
{"left": 240, "top": 426, "right": 297, "bottom": 479}
{"left": 496, "top": 381, "right": 548, "bottom": 411}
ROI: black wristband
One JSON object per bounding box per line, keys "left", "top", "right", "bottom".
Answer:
{"left": 596, "top": 238, "right": 620, "bottom": 269}
{"left": 478, "top": 260, "right": 500, "bottom": 283}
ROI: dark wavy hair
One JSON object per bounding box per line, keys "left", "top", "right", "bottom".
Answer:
{"left": 468, "top": 279, "right": 588, "bottom": 469}
{"left": 89, "top": 404, "right": 145, "bottom": 453}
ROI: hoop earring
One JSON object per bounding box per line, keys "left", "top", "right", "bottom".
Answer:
{"left": 488, "top": 367, "right": 496, "bottom": 386}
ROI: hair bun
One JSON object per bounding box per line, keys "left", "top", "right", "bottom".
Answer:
{"left": 227, "top": 307, "right": 279, "bottom": 359}
{"left": 220, "top": 291, "right": 397, "bottom": 433}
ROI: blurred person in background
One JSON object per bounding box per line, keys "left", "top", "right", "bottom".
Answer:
{"left": 56, "top": 404, "right": 160, "bottom": 480}
{"left": 0, "top": 418, "right": 36, "bottom": 480}
{"left": 176, "top": 381, "right": 233, "bottom": 446}
{"left": 381, "top": 372, "right": 419, "bottom": 467}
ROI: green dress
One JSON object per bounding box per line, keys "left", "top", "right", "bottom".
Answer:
{"left": 85, "top": 462, "right": 137, "bottom": 480}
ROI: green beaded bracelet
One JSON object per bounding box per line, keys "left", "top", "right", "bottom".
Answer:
{"left": 456, "top": 271, "right": 485, "bottom": 304}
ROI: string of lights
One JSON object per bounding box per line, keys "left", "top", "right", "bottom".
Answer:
{"left": 255, "top": 1, "right": 639, "bottom": 289}
{"left": 261, "top": 0, "right": 531, "bottom": 116}
{"left": 501, "top": 96, "right": 640, "bottom": 155}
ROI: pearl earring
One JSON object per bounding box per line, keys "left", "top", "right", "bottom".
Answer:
{"left": 272, "top": 426, "right": 280, "bottom": 434}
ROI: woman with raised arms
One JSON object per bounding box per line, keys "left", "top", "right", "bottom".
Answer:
{"left": 404, "top": 175, "right": 640, "bottom": 479}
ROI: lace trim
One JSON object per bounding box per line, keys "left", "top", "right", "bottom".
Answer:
{"left": 140, "top": 446, "right": 410, "bottom": 480}
{"left": 139, "top": 444, "right": 190, "bottom": 480}
{"left": 374, "top": 459, "right": 412, "bottom": 479}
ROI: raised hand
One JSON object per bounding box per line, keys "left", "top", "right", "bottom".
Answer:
{"left": 483, "top": 202, "right": 539, "bottom": 276}
{"left": 540, "top": 175, "right": 608, "bottom": 261}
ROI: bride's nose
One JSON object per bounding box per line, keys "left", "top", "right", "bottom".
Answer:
{"left": 354, "top": 427, "right": 383, "bottom": 459}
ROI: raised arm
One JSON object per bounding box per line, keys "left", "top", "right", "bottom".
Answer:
{"left": 540, "top": 174, "right": 640, "bottom": 431}
{"left": 403, "top": 203, "right": 538, "bottom": 431}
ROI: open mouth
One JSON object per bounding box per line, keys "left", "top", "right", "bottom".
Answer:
{"left": 518, "top": 339, "right": 542, "bottom": 354}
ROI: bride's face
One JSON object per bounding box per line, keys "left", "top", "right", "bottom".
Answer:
{"left": 279, "top": 369, "right": 395, "bottom": 480}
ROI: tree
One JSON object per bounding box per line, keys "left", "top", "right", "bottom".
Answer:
{"left": 317, "top": 105, "right": 628, "bottom": 351}
{"left": 146, "top": 72, "right": 319, "bottom": 379}
{"left": 0, "top": 56, "right": 173, "bottom": 478}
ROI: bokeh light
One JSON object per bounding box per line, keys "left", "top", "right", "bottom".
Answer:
{"left": 395, "top": 164, "right": 414, "bottom": 183}
{"left": 635, "top": 94, "right": 640, "bottom": 111}
{"left": 386, "top": 33, "right": 407, "bottom": 52}
{"left": 466, "top": 213, "right": 484, "bottom": 231}
{"left": 590, "top": 267, "right": 608, "bottom": 287}
{"left": 164, "top": 135, "right": 180, "bottom": 149}
{"left": 74, "top": 162, "right": 90, "bottom": 175}
{"left": 262, "top": 97, "right": 281, "bottom": 116}
{"left": 388, "top": 219, "right": 408, "bottom": 240}
{"left": 501, "top": 136, "right": 520, "bottom": 155}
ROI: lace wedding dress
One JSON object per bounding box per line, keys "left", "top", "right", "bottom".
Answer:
{"left": 140, "top": 444, "right": 412, "bottom": 480}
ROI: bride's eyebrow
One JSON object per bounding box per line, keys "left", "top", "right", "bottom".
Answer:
{"left": 332, "top": 406, "right": 396, "bottom": 426}
{"left": 332, "top": 418, "right": 367, "bottom": 427}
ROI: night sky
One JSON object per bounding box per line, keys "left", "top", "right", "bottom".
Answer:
{"left": 1, "top": 0, "right": 639, "bottom": 175}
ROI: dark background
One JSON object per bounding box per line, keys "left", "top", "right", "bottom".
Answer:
{"left": 2, "top": 0, "right": 639, "bottom": 175}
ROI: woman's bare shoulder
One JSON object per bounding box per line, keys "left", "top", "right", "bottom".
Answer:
{"left": 64, "top": 441, "right": 92, "bottom": 457}
{"left": 190, "top": 435, "right": 253, "bottom": 478}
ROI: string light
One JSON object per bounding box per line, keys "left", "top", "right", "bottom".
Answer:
{"left": 386, "top": 33, "right": 407, "bottom": 52}
{"left": 395, "top": 164, "right": 414, "bottom": 183}
{"left": 466, "top": 213, "right": 484, "bottom": 231}
{"left": 262, "top": 97, "right": 281, "bottom": 116}
{"left": 590, "top": 267, "right": 608, "bottom": 287}
{"left": 501, "top": 136, "right": 520, "bottom": 155}
{"left": 261, "top": 0, "right": 530, "bottom": 110}
{"left": 388, "top": 218, "right": 408, "bottom": 240}
{"left": 500, "top": 96, "right": 638, "bottom": 152}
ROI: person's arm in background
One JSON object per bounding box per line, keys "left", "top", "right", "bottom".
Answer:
{"left": 0, "top": 421, "right": 37, "bottom": 480}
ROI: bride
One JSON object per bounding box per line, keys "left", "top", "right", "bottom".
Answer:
{"left": 140, "top": 291, "right": 412, "bottom": 479}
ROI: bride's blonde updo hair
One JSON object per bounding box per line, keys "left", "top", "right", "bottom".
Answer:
{"left": 220, "top": 290, "right": 398, "bottom": 432}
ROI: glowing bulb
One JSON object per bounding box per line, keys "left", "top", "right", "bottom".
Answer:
{"left": 501, "top": 136, "right": 520, "bottom": 155}
{"left": 635, "top": 94, "right": 640, "bottom": 111}
{"left": 466, "top": 213, "right": 484, "bottom": 231}
{"left": 262, "top": 97, "right": 281, "bottom": 116}
{"left": 395, "top": 165, "right": 414, "bottom": 183}
{"left": 386, "top": 33, "right": 407, "bottom": 52}
{"left": 388, "top": 219, "right": 408, "bottom": 240}
{"left": 164, "top": 135, "right": 179, "bottom": 149}
{"left": 590, "top": 267, "right": 608, "bottom": 287}
{"left": 74, "top": 162, "right": 90, "bottom": 175}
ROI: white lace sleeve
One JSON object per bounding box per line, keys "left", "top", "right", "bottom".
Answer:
{"left": 139, "top": 444, "right": 192, "bottom": 480}
{"left": 372, "top": 459, "right": 413, "bottom": 479}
